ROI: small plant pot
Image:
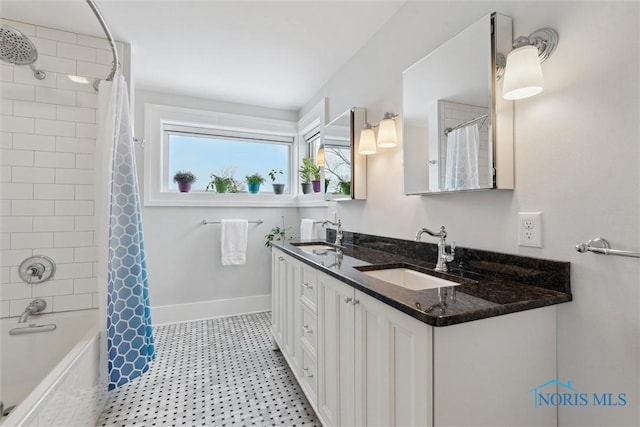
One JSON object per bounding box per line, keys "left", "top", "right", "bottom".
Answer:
{"left": 178, "top": 182, "right": 192, "bottom": 193}
{"left": 340, "top": 181, "right": 351, "bottom": 195}
{"left": 247, "top": 182, "right": 261, "bottom": 194}
{"left": 301, "top": 183, "right": 313, "bottom": 194}
{"left": 272, "top": 183, "right": 285, "bottom": 195}
{"left": 215, "top": 181, "right": 229, "bottom": 193}
{"left": 312, "top": 180, "right": 321, "bottom": 193}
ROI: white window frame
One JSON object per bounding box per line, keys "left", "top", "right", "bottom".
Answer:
{"left": 296, "top": 98, "right": 329, "bottom": 207}
{"left": 144, "top": 103, "right": 299, "bottom": 207}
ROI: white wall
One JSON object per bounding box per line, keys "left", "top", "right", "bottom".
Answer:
{"left": 300, "top": 2, "right": 640, "bottom": 426}
{"left": 0, "top": 19, "right": 118, "bottom": 318}
{"left": 133, "top": 90, "right": 299, "bottom": 322}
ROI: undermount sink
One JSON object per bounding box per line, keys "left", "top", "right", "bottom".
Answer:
{"left": 293, "top": 243, "right": 337, "bottom": 255}
{"left": 358, "top": 266, "right": 461, "bottom": 291}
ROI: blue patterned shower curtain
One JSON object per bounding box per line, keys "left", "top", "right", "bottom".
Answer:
{"left": 97, "top": 73, "right": 154, "bottom": 390}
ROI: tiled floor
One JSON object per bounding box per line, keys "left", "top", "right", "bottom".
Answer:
{"left": 97, "top": 312, "right": 320, "bottom": 426}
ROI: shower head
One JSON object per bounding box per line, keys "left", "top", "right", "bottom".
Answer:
{"left": 0, "top": 24, "right": 46, "bottom": 80}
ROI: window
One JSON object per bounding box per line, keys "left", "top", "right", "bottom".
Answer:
{"left": 323, "top": 144, "right": 350, "bottom": 194}
{"left": 165, "top": 125, "right": 292, "bottom": 193}
{"left": 304, "top": 129, "right": 321, "bottom": 164}
{"left": 144, "top": 103, "right": 299, "bottom": 207}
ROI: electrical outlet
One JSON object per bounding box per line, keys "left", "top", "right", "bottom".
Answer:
{"left": 518, "top": 212, "right": 542, "bottom": 248}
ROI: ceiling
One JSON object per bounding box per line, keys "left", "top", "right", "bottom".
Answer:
{"left": 1, "top": 0, "right": 405, "bottom": 111}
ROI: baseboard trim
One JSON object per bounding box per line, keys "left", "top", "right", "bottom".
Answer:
{"left": 151, "top": 294, "right": 271, "bottom": 325}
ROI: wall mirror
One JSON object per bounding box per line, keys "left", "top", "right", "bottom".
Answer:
{"left": 402, "top": 12, "right": 513, "bottom": 195}
{"left": 323, "top": 107, "right": 367, "bottom": 201}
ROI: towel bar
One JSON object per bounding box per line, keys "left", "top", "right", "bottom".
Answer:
{"left": 202, "top": 219, "right": 264, "bottom": 225}
{"left": 575, "top": 237, "right": 640, "bottom": 258}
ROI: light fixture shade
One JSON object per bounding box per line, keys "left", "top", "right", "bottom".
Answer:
{"left": 502, "top": 45, "right": 544, "bottom": 100}
{"left": 377, "top": 115, "right": 397, "bottom": 148}
{"left": 359, "top": 126, "right": 377, "bottom": 155}
{"left": 316, "top": 144, "right": 325, "bottom": 167}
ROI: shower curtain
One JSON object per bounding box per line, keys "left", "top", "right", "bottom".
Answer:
{"left": 96, "top": 73, "right": 155, "bottom": 390}
{"left": 444, "top": 124, "right": 480, "bottom": 190}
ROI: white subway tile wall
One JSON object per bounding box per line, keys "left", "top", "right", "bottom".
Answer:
{"left": 0, "top": 19, "right": 114, "bottom": 317}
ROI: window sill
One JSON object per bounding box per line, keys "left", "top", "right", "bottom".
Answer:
{"left": 144, "top": 191, "right": 329, "bottom": 208}
{"left": 296, "top": 192, "right": 329, "bottom": 207}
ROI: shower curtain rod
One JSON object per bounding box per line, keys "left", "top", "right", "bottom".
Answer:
{"left": 444, "top": 114, "right": 489, "bottom": 136}
{"left": 85, "top": 0, "right": 119, "bottom": 84}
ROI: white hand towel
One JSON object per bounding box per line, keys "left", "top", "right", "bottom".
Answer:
{"left": 221, "top": 219, "right": 248, "bottom": 266}
{"left": 300, "top": 219, "right": 316, "bottom": 241}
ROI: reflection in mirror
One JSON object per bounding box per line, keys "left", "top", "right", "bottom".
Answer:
{"left": 402, "top": 13, "right": 513, "bottom": 194}
{"left": 323, "top": 107, "right": 367, "bottom": 201}
{"left": 439, "top": 101, "right": 490, "bottom": 190}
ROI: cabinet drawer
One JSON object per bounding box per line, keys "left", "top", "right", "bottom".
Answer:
{"left": 301, "top": 304, "right": 317, "bottom": 355}
{"left": 300, "top": 264, "right": 318, "bottom": 310}
{"left": 300, "top": 343, "right": 317, "bottom": 405}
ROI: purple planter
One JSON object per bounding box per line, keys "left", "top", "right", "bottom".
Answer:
{"left": 312, "top": 180, "right": 321, "bottom": 193}
{"left": 178, "top": 182, "right": 192, "bottom": 193}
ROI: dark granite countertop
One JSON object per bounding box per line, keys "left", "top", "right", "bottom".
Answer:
{"left": 272, "top": 233, "right": 571, "bottom": 327}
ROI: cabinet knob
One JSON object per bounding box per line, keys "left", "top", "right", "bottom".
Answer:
{"left": 302, "top": 282, "right": 313, "bottom": 289}
{"left": 303, "top": 368, "right": 314, "bottom": 378}
{"left": 344, "top": 296, "right": 353, "bottom": 304}
{"left": 352, "top": 299, "right": 360, "bottom": 306}
{"left": 278, "top": 256, "right": 284, "bottom": 261}
{"left": 303, "top": 325, "right": 313, "bottom": 334}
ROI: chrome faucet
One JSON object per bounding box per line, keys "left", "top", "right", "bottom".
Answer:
{"left": 416, "top": 286, "right": 457, "bottom": 315}
{"left": 415, "top": 225, "right": 455, "bottom": 272}
{"left": 18, "top": 298, "right": 47, "bottom": 323}
{"left": 322, "top": 250, "right": 343, "bottom": 269}
{"left": 322, "top": 219, "right": 343, "bottom": 246}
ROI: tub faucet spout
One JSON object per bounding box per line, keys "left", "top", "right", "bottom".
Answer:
{"left": 18, "top": 298, "right": 47, "bottom": 323}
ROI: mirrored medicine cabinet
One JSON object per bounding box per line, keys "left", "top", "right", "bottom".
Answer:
{"left": 402, "top": 12, "right": 514, "bottom": 195}
{"left": 322, "top": 107, "right": 367, "bottom": 201}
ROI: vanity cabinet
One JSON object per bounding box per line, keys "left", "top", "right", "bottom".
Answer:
{"left": 272, "top": 247, "right": 557, "bottom": 427}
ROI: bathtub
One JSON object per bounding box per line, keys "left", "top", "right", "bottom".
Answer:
{"left": 1, "top": 309, "right": 107, "bottom": 426}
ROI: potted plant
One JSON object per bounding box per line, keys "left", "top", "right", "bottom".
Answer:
{"left": 245, "top": 173, "right": 265, "bottom": 194}
{"left": 311, "top": 162, "right": 322, "bottom": 193}
{"left": 264, "top": 225, "right": 292, "bottom": 247}
{"left": 206, "top": 167, "right": 238, "bottom": 193}
{"left": 299, "top": 157, "right": 320, "bottom": 194}
{"left": 173, "top": 170, "right": 196, "bottom": 193}
{"left": 268, "top": 169, "right": 285, "bottom": 195}
{"left": 207, "top": 174, "right": 232, "bottom": 193}
{"left": 339, "top": 180, "right": 351, "bottom": 195}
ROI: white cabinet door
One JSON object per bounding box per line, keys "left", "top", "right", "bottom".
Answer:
{"left": 317, "top": 272, "right": 355, "bottom": 427}
{"left": 271, "top": 249, "right": 285, "bottom": 346}
{"left": 354, "top": 290, "right": 432, "bottom": 427}
{"left": 283, "top": 255, "right": 301, "bottom": 369}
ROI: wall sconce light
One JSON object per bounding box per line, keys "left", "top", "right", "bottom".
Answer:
{"left": 502, "top": 28, "right": 558, "bottom": 100}
{"left": 316, "top": 143, "right": 325, "bottom": 167}
{"left": 376, "top": 112, "right": 398, "bottom": 148}
{"left": 359, "top": 123, "right": 377, "bottom": 155}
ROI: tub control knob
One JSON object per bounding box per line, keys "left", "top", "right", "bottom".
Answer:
{"left": 18, "top": 256, "right": 56, "bottom": 284}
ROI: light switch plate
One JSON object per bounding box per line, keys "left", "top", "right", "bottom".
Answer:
{"left": 518, "top": 212, "right": 543, "bottom": 248}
